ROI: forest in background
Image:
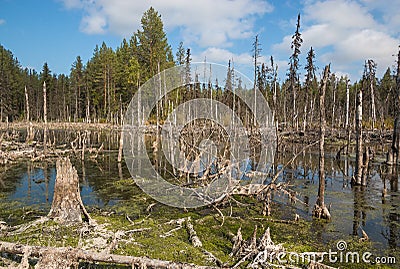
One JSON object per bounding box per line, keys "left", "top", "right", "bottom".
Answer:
{"left": 0, "top": 7, "right": 399, "bottom": 268}
{"left": 0, "top": 7, "right": 398, "bottom": 131}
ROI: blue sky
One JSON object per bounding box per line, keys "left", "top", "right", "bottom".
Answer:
{"left": 0, "top": 0, "right": 399, "bottom": 82}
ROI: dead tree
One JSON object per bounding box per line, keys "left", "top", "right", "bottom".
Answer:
{"left": 367, "top": 60, "right": 377, "bottom": 129}
{"left": 313, "top": 65, "right": 331, "bottom": 220}
{"left": 354, "top": 77, "right": 364, "bottom": 185}
{"left": 24, "top": 86, "right": 35, "bottom": 143}
{"left": 48, "top": 157, "right": 93, "bottom": 224}
{"left": 345, "top": 79, "right": 351, "bottom": 155}
{"left": 353, "top": 63, "right": 374, "bottom": 185}
{"left": 389, "top": 46, "right": 400, "bottom": 166}
{"left": 118, "top": 108, "right": 124, "bottom": 163}
{"left": 43, "top": 81, "right": 48, "bottom": 154}
{"left": 24, "top": 86, "right": 30, "bottom": 122}
{"left": 0, "top": 241, "right": 214, "bottom": 269}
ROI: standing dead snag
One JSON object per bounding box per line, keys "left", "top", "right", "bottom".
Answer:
{"left": 48, "top": 157, "right": 93, "bottom": 224}
{"left": 353, "top": 75, "right": 364, "bottom": 185}
{"left": 313, "top": 65, "right": 331, "bottom": 220}
{"left": 43, "top": 81, "right": 48, "bottom": 154}
{"left": 353, "top": 63, "right": 373, "bottom": 186}
{"left": 118, "top": 126, "right": 123, "bottom": 163}
{"left": 389, "top": 46, "right": 400, "bottom": 166}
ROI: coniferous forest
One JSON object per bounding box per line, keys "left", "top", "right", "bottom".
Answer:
{"left": 0, "top": 7, "right": 399, "bottom": 269}
{"left": 0, "top": 8, "right": 398, "bottom": 128}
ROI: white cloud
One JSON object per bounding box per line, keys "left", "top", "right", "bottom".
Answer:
{"left": 334, "top": 29, "right": 397, "bottom": 62}
{"left": 60, "top": 0, "right": 273, "bottom": 47}
{"left": 0, "top": 19, "right": 5, "bottom": 25}
{"left": 193, "top": 47, "right": 253, "bottom": 65}
{"left": 359, "top": 0, "right": 400, "bottom": 34}
{"left": 60, "top": 0, "right": 83, "bottom": 9}
{"left": 272, "top": 0, "right": 398, "bottom": 80}
{"left": 80, "top": 13, "right": 107, "bottom": 34}
{"left": 304, "top": 0, "right": 377, "bottom": 29}
{"left": 192, "top": 47, "right": 270, "bottom": 73}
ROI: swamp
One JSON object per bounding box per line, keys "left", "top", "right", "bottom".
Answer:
{"left": 0, "top": 4, "right": 400, "bottom": 269}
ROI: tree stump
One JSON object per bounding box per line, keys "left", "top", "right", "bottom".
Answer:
{"left": 48, "top": 157, "right": 93, "bottom": 224}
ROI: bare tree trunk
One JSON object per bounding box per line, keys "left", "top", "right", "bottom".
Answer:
{"left": 293, "top": 84, "right": 297, "bottom": 131}
{"left": 302, "top": 95, "right": 307, "bottom": 132}
{"left": 368, "top": 60, "right": 377, "bottom": 130}
{"left": 309, "top": 95, "right": 315, "bottom": 127}
{"left": 0, "top": 241, "right": 213, "bottom": 269}
{"left": 354, "top": 85, "right": 364, "bottom": 185}
{"left": 362, "top": 147, "right": 370, "bottom": 186}
{"left": 390, "top": 47, "right": 400, "bottom": 166}
{"left": 392, "top": 118, "right": 400, "bottom": 165}
{"left": 43, "top": 81, "right": 48, "bottom": 154}
{"left": 48, "top": 157, "right": 93, "bottom": 224}
{"left": 0, "top": 98, "right": 3, "bottom": 122}
{"left": 24, "top": 86, "right": 30, "bottom": 122}
{"left": 25, "top": 86, "right": 35, "bottom": 143}
{"left": 118, "top": 110, "right": 124, "bottom": 163}
{"left": 74, "top": 83, "right": 78, "bottom": 122}
{"left": 253, "top": 35, "right": 260, "bottom": 127}
{"left": 332, "top": 80, "right": 336, "bottom": 127}
{"left": 345, "top": 80, "right": 350, "bottom": 155}
{"left": 86, "top": 94, "right": 90, "bottom": 123}
{"left": 370, "top": 78, "right": 376, "bottom": 130}
{"left": 313, "top": 65, "right": 331, "bottom": 220}
{"left": 283, "top": 88, "right": 287, "bottom": 128}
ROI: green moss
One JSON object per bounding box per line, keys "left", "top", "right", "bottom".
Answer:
{"left": 1, "top": 183, "right": 398, "bottom": 268}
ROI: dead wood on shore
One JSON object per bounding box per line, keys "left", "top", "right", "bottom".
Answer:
{"left": 0, "top": 240, "right": 216, "bottom": 269}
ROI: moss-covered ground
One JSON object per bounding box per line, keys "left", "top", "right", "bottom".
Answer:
{"left": 1, "top": 180, "right": 398, "bottom": 269}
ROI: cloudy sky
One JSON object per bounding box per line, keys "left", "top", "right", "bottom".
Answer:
{"left": 0, "top": 0, "right": 399, "bottom": 81}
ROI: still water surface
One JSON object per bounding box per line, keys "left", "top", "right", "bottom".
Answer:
{"left": 0, "top": 136, "right": 398, "bottom": 257}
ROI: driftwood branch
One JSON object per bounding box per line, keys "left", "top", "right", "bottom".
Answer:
{"left": 0, "top": 241, "right": 216, "bottom": 269}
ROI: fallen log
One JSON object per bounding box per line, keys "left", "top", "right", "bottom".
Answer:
{"left": 0, "top": 241, "right": 216, "bottom": 269}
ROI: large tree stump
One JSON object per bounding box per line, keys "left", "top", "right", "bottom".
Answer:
{"left": 48, "top": 157, "right": 93, "bottom": 224}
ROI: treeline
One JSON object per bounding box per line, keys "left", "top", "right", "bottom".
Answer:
{"left": 0, "top": 7, "right": 173, "bottom": 123}
{"left": 0, "top": 8, "right": 398, "bottom": 130}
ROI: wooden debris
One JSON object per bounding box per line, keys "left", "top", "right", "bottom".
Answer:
{"left": 0, "top": 241, "right": 216, "bottom": 269}
{"left": 230, "top": 227, "right": 243, "bottom": 257}
{"left": 359, "top": 227, "right": 369, "bottom": 242}
{"left": 186, "top": 217, "right": 202, "bottom": 248}
{"left": 48, "top": 157, "right": 94, "bottom": 225}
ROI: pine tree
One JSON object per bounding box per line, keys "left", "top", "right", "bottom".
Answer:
{"left": 304, "top": 47, "right": 317, "bottom": 129}
{"left": 379, "top": 68, "right": 396, "bottom": 119}
{"left": 176, "top": 41, "right": 185, "bottom": 66}
{"left": 115, "top": 38, "right": 139, "bottom": 105}
{"left": 288, "top": 13, "right": 303, "bottom": 130}
{"left": 0, "top": 45, "right": 25, "bottom": 121}
{"left": 252, "top": 35, "right": 262, "bottom": 126}
{"left": 135, "top": 7, "right": 174, "bottom": 82}
{"left": 184, "top": 48, "right": 192, "bottom": 102}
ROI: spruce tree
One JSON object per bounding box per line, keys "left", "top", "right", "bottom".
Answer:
{"left": 135, "top": 7, "right": 174, "bottom": 81}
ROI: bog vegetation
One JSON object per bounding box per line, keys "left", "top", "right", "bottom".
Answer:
{"left": 0, "top": 6, "right": 399, "bottom": 269}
